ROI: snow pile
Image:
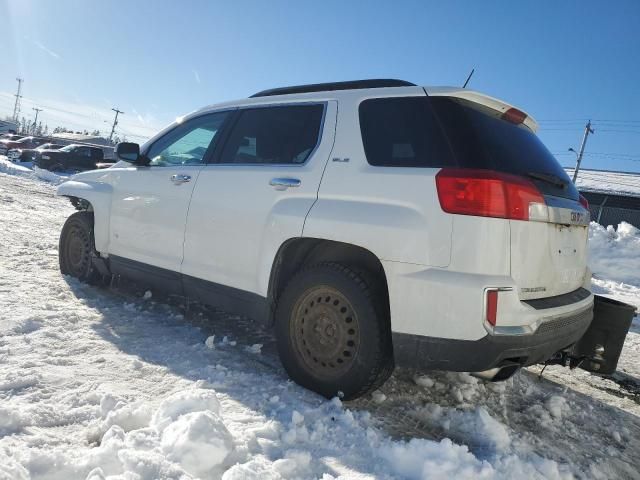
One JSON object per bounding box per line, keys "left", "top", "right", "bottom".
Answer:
{"left": 589, "top": 221, "right": 640, "bottom": 287}
{"left": 0, "top": 155, "right": 68, "bottom": 184}
{"left": 0, "top": 156, "right": 33, "bottom": 177}
{"left": 589, "top": 221, "right": 640, "bottom": 318}
{"left": 1, "top": 388, "right": 235, "bottom": 479}
{"left": 33, "top": 165, "right": 68, "bottom": 184}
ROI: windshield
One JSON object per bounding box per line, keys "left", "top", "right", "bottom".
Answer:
{"left": 430, "top": 97, "right": 578, "bottom": 200}
{"left": 16, "top": 137, "right": 33, "bottom": 144}
{"left": 60, "top": 145, "right": 76, "bottom": 152}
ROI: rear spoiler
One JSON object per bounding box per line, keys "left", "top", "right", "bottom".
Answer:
{"left": 424, "top": 87, "right": 539, "bottom": 133}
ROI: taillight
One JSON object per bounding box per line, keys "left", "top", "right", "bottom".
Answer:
{"left": 435, "top": 168, "right": 544, "bottom": 220}
{"left": 579, "top": 194, "right": 589, "bottom": 211}
{"left": 502, "top": 108, "right": 527, "bottom": 125}
{"left": 486, "top": 290, "right": 498, "bottom": 326}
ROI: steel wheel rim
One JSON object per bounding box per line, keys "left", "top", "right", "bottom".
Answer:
{"left": 65, "top": 225, "right": 90, "bottom": 277}
{"left": 290, "top": 285, "right": 360, "bottom": 378}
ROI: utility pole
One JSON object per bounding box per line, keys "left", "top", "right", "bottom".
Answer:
{"left": 12, "top": 78, "right": 23, "bottom": 123}
{"left": 109, "top": 108, "right": 124, "bottom": 143}
{"left": 32, "top": 108, "right": 43, "bottom": 134}
{"left": 571, "top": 120, "right": 595, "bottom": 183}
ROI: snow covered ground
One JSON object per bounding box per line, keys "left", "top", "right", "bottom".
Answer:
{"left": 1, "top": 158, "right": 639, "bottom": 479}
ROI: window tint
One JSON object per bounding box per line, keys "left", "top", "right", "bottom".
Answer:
{"left": 76, "top": 147, "right": 91, "bottom": 157}
{"left": 219, "top": 104, "right": 324, "bottom": 165}
{"left": 429, "top": 97, "right": 578, "bottom": 200}
{"left": 359, "top": 96, "right": 576, "bottom": 200}
{"left": 147, "top": 112, "right": 229, "bottom": 167}
{"left": 358, "top": 97, "right": 454, "bottom": 168}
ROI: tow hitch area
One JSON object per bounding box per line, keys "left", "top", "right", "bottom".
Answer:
{"left": 546, "top": 295, "right": 636, "bottom": 375}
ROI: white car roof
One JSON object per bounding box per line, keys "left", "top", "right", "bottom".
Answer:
{"left": 144, "top": 82, "right": 538, "bottom": 149}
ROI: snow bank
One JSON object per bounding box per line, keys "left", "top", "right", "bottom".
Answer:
{"left": 589, "top": 221, "right": 640, "bottom": 287}
{"left": 0, "top": 156, "right": 68, "bottom": 185}
{"left": 33, "top": 165, "right": 68, "bottom": 184}
{"left": 0, "top": 156, "right": 32, "bottom": 176}
{"left": 1, "top": 387, "right": 235, "bottom": 479}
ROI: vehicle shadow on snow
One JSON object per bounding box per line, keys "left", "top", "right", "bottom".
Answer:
{"left": 66, "top": 278, "right": 640, "bottom": 479}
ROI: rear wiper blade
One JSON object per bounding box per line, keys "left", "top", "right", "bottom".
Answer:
{"left": 526, "top": 172, "right": 567, "bottom": 189}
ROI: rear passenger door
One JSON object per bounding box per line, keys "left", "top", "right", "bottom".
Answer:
{"left": 182, "top": 101, "right": 337, "bottom": 301}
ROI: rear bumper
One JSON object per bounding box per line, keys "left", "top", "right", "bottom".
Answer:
{"left": 392, "top": 304, "right": 593, "bottom": 372}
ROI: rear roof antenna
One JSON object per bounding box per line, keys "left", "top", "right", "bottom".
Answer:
{"left": 462, "top": 68, "right": 475, "bottom": 89}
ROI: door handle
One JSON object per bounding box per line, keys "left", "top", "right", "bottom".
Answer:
{"left": 270, "top": 177, "right": 301, "bottom": 190}
{"left": 171, "top": 174, "right": 191, "bottom": 184}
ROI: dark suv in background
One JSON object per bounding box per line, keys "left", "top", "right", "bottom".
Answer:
{"left": 35, "top": 144, "right": 104, "bottom": 171}
{"left": 8, "top": 143, "right": 64, "bottom": 162}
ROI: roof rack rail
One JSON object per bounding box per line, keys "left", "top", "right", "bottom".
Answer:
{"left": 250, "top": 79, "right": 416, "bottom": 98}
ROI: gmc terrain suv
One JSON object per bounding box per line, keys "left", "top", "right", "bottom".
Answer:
{"left": 56, "top": 79, "right": 593, "bottom": 399}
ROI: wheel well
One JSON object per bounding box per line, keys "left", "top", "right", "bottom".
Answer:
{"left": 67, "top": 196, "right": 94, "bottom": 212}
{"left": 268, "top": 238, "right": 390, "bottom": 321}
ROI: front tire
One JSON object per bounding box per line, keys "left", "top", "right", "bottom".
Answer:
{"left": 275, "top": 263, "right": 394, "bottom": 400}
{"left": 59, "top": 212, "right": 101, "bottom": 283}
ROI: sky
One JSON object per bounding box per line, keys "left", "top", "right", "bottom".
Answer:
{"left": 1, "top": 0, "right": 639, "bottom": 172}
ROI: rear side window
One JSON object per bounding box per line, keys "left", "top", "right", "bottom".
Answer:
{"left": 358, "top": 97, "right": 454, "bottom": 168}
{"left": 219, "top": 104, "right": 324, "bottom": 165}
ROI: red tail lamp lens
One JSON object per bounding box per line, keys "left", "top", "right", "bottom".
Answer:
{"left": 435, "top": 169, "right": 544, "bottom": 221}
{"left": 502, "top": 108, "right": 527, "bottom": 125}
{"left": 486, "top": 290, "right": 498, "bottom": 326}
{"left": 579, "top": 194, "right": 589, "bottom": 210}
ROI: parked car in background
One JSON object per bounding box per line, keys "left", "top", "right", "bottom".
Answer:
{"left": 35, "top": 144, "right": 104, "bottom": 171}
{"left": 0, "top": 136, "right": 50, "bottom": 156}
{"left": 0, "top": 133, "right": 24, "bottom": 142}
{"left": 7, "top": 143, "right": 64, "bottom": 162}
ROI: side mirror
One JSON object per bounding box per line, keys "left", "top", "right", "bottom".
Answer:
{"left": 115, "top": 142, "right": 140, "bottom": 163}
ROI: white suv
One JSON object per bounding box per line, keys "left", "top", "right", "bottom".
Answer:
{"left": 56, "top": 79, "right": 594, "bottom": 399}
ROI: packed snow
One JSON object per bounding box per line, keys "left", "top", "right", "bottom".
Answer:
{"left": 1, "top": 158, "right": 639, "bottom": 479}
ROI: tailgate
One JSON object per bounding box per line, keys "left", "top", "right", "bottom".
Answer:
{"left": 510, "top": 200, "right": 589, "bottom": 300}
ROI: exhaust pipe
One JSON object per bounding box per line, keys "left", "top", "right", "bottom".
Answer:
{"left": 472, "top": 363, "right": 521, "bottom": 382}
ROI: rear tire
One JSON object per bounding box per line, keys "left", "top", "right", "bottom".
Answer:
{"left": 59, "top": 212, "right": 101, "bottom": 284}
{"left": 275, "top": 262, "right": 394, "bottom": 400}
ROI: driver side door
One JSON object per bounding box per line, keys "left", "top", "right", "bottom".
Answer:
{"left": 107, "top": 111, "right": 231, "bottom": 278}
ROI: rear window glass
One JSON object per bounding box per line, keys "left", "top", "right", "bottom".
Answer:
{"left": 358, "top": 96, "right": 577, "bottom": 199}
{"left": 358, "top": 97, "right": 454, "bottom": 168}
{"left": 430, "top": 97, "right": 577, "bottom": 199}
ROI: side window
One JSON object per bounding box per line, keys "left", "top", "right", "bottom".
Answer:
{"left": 146, "top": 111, "right": 229, "bottom": 167}
{"left": 76, "top": 147, "right": 90, "bottom": 157}
{"left": 358, "top": 97, "right": 454, "bottom": 168}
{"left": 219, "top": 104, "right": 324, "bottom": 165}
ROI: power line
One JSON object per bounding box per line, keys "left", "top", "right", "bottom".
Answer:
{"left": 539, "top": 118, "right": 640, "bottom": 124}
{"left": 553, "top": 152, "right": 640, "bottom": 159}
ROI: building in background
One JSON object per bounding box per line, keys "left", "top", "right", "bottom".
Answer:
{"left": 571, "top": 168, "right": 640, "bottom": 228}
{"left": 0, "top": 119, "right": 19, "bottom": 134}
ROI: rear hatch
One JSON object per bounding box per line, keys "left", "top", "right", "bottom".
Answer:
{"left": 429, "top": 94, "right": 589, "bottom": 300}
